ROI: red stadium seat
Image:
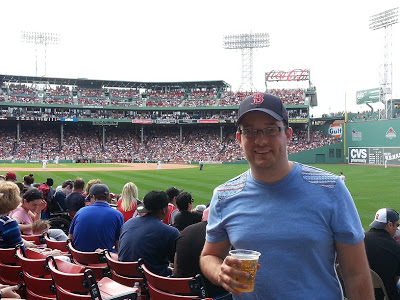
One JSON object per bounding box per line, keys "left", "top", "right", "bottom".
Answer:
{"left": 47, "top": 256, "right": 138, "bottom": 300}
{"left": 147, "top": 282, "right": 202, "bottom": 299}
{"left": 43, "top": 232, "right": 69, "bottom": 252}
{"left": 21, "top": 234, "right": 46, "bottom": 245}
{"left": 15, "top": 247, "right": 56, "bottom": 299}
{"left": 0, "top": 247, "right": 24, "bottom": 287}
{"left": 138, "top": 259, "right": 207, "bottom": 298}
{"left": 104, "top": 251, "right": 146, "bottom": 299}
{"left": 66, "top": 240, "right": 109, "bottom": 279}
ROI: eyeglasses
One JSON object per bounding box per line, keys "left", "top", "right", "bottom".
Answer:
{"left": 238, "top": 126, "right": 287, "bottom": 138}
{"left": 393, "top": 222, "right": 400, "bottom": 227}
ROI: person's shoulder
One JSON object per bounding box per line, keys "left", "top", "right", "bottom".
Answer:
{"left": 213, "top": 170, "right": 249, "bottom": 200}
{"left": 0, "top": 215, "right": 16, "bottom": 225}
{"left": 297, "top": 163, "right": 339, "bottom": 188}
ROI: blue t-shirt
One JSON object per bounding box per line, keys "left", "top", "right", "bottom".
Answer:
{"left": 206, "top": 163, "right": 364, "bottom": 300}
{"left": 118, "top": 215, "right": 180, "bottom": 276}
{"left": 69, "top": 201, "right": 124, "bottom": 252}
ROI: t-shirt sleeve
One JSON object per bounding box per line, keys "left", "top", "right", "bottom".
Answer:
{"left": 205, "top": 189, "right": 229, "bottom": 244}
{"left": 331, "top": 179, "right": 365, "bottom": 244}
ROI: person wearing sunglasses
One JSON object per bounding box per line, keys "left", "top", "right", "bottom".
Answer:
{"left": 365, "top": 208, "right": 400, "bottom": 300}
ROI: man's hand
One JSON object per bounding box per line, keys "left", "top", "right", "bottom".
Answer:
{"left": 217, "top": 255, "right": 260, "bottom": 295}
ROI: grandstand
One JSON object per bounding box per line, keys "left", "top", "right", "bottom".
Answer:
{"left": 5, "top": 72, "right": 400, "bottom": 167}
{"left": 0, "top": 73, "right": 345, "bottom": 164}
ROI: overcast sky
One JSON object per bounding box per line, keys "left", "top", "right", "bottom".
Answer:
{"left": 1, "top": 0, "right": 399, "bottom": 115}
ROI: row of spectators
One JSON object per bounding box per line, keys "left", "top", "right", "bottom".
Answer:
{"left": 2, "top": 84, "right": 307, "bottom": 107}
{"left": 1, "top": 106, "right": 307, "bottom": 122}
{"left": 0, "top": 125, "right": 339, "bottom": 161}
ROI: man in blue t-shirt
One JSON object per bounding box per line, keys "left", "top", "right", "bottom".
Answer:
{"left": 200, "top": 93, "right": 374, "bottom": 300}
{"left": 68, "top": 184, "right": 123, "bottom": 252}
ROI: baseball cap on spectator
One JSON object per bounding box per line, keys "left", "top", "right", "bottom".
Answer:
{"left": 195, "top": 204, "right": 206, "bottom": 213}
{"left": 6, "top": 172, "right": 17, "bottom": 181}
{"left": 46, "top": 178, "right": 54, "bottom": 186}
{"left": 370, "top": 208, "right": 399, "bottom": 229}
{"left": 166, "top": 187, "right": 183, "bottom": 200}
{"left": 89, "top": 184, "right": 110, "bottom": 196}
{"left": 237, "top": 92, "right": 288, "bottom": 126}
{"left": 137, "top": 190, "right": 169, "bottom": 213}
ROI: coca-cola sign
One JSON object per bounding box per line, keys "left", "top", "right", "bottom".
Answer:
{"left": 265, "top": 69, "right": 310, "bottom": 82}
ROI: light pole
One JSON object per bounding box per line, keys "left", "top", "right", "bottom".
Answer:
{"left": 223, "top": 33, "right": 270, "bottom": 92}
{"left": 369, "top": 7, "right": 399, "bottom": 120}
{"left": 21, "top": 31, "right": 60, "bottom": 76}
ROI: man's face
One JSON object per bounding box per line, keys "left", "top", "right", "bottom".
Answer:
{"left": 388, "top": 221, "right": 400, "bottom": 237}
{"left": 236, "top": 111, "right": 292, "bottom": 172}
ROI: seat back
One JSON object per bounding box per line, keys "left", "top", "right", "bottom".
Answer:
{"left": 0, "top": 262, "right": 24, "bottom": 285}
{"left": 105, "top": 251, "right": 142, "bottom": 278}
{"left": 0, "top": 247, "right": 23, "bottom": 285}
{"left": 23, "top": 271, "right": 56, "bottom": 299}
{"left": 26, "top": 288, "right": 56, "bottom": 300}
{"left": 138, "top": 259, "right": 207, "bottom": 298}
{"left": 67, "top": 241, "right": 106, "bottom": 264}
{"left": 44, "top": 233, "right": 68, "bottom": 252}
{"left": 370, "top": 269, "right": 390, "bottom": 300}
{"left": 47, "top": 256, "right": 138, "bottom": 300}
{"left": 46, "top": 256, "right": 92, "bottom": 294}
{"left": 53, "top": 285, "right": 92, "bottom": 300}
{"left": 0, "top": 247, "right": 19, "bottom": 264}
{"left": 67, "top": 241, "right": 108, "bottom": 279}
{"left": 105, "top": 251, "right": 145, "bottom": 298}
{"left": 147, "top": 282, "right": 201, "bottom": 300}
{"left": 16, "top": 247, "right": 49, "bottom": 277}
{"left": 21, "top": 234, "right": 46, "bottom": 245}
{"left": 15, "top": 247, "right": 57, "bottom": 298}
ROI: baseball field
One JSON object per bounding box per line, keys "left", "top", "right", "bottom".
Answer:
{"left": 0, "top": 162, "right": 398, "bottom": 230}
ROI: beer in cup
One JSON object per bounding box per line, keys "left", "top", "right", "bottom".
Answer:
{"left": 229, "top": 249, "right": 261, "bottom": 292}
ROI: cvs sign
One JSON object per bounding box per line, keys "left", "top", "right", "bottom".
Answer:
{"left": 349, "top": 148, "right": 368, "bottom": 164}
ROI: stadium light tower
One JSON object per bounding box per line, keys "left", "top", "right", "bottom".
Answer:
{"left": 223, "top": 33, "right": 270, "bottom": 92}
{"left": 369, "top": 7, "right": 399, "bottom": 120}
{"left": 21, "top": 31, "right": 60, "bottom": 77}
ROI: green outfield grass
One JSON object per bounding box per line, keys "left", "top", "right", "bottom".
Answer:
{"left": 2, "top": 163, "right": 398, "bottom": 230}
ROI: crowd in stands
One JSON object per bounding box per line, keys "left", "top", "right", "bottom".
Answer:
{"left": 0, "top": 125, "right": 339, "bottom": 162}
{"left": 267, "top": 88, "right": 306, "bottom": 105}
{"left": 0, "top": 173, "right": 231, "bottom": 298}
{"left": 1, "top": 84, "right": 309, "bottom": 108}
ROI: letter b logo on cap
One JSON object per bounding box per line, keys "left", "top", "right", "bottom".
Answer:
{"left": 252, "top": 93, "right": 264, "bottom": 105}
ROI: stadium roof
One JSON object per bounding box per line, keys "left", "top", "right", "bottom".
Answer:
{"left": 0, "top": 74, "right": 231, "bottom": 90}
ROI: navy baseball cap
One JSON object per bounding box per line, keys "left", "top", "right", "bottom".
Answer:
{"left": 137, "top": 190, "right": 169, "bottom": 213}
{"left": 237, "top": 93, "right": 288, "bottom": 126}
{"left": 89, "top": 184, "right": 110, "bottom": 196}
{"left": 370, "top": 208, "right": 399, "bottom": 229}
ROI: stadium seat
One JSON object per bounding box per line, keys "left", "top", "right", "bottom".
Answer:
{"left": 43, "top": 232, "right": 69, "bottom": 253}
{"left": 0, "top": 247, "right": 24, "bottom": 286}
{"left": 370, "top": 269, "right": 389, "bottom": 300}
{"left": 138, "top": 259, "right": 207, "bottom": 298}
{"left": 21, "top": 233, "right": 46, "bottom": 245}
{"left": 104, "top": 251, "right": 146, "bottom": 299}
{"left": 46, "top": 256, "right": 138, "bottom": 300}
{"left": 67, "top": 240, "right": 109, "bottom": 279}
{"left": 15, "top": 247, "right": 56, "bottom": 299}
{"left": 147, "top": 282, "right": 203, "bottom": 300}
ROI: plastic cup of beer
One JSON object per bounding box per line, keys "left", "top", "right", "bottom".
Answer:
{"left": 229, "top": 249, "right": 261, "bottom": 292}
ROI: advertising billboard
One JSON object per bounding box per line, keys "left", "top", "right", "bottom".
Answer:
{"left": 348, "top": 147, "right": 400, "bottom": 166}
{"left": 356, "top": 88, "right": 380, "bottom": 104}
